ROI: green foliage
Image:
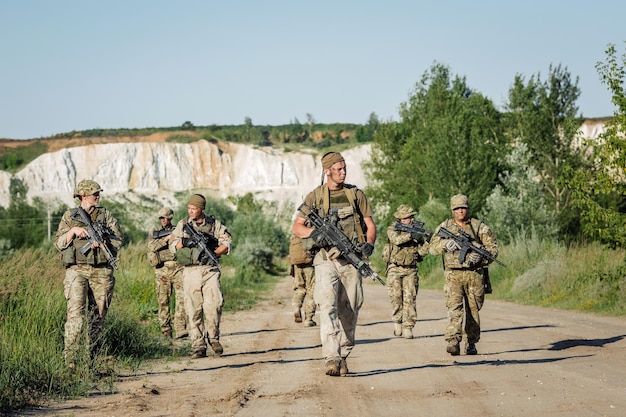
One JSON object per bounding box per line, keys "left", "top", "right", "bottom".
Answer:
{"left": 566, "top": 43, "right": 626, "bottom": 248}
{"left": 367, "top": 62, "right": 507, "bottom": 219}
{"left": 0, "top": 141, "right": 48, "bottom": 173}
{"left": 481, "top": 143, "right": 558, "bottom": 244}
{"left": 504, "top": 64, "right": 586, "bottom": 238}
{"left": 0, "top": 178, "right": 67, "bottom": 251}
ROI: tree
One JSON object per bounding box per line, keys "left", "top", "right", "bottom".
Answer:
{"left": 566, "top": 43, "right": 626, "bottom": 247}
{"left": 481, "top": 143, "right": 558, "bottom": 244}
{"left": 504, "top": 64, "right": 586, "bottom": 237}
{"left": 366, "top": 62, "right": 507, "bottom": 221}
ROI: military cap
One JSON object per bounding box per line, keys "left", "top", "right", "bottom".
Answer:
{"left": 450, "top": 194, "right": 469, "bottom": 210}
{"left": 158, "top": 207, "right": 174, "bottom": 219}
{"left": 393, "top": 204, "right": 416, "bottom": 219}
{"left": 73, "top": 179, "right": 103, "bottom": 198}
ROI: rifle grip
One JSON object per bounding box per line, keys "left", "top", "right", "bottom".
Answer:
{"left": 79, "top": 242, "right": 92, "bottom": 255}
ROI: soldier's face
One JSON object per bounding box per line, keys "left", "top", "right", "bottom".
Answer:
{"left": 399, "top": 216, "right": 413, "bottom": 224}
{"left": 187, "top": 204, "right": 204, "bottom": 221}
{"left": 159, "top": 217, "right": 170, "bottom": 227}
{"left": 453, "top": 207, "right": 468, "bottom": 222}
{"left": 325, "top": 161, "right": 346, "bottom": 184}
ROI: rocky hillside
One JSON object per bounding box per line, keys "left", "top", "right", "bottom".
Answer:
{"left": 0, "top": 140, "right": 371, "bottom": 214}
{"left": 0, "top": 119, "right": 607, "bottom": 213}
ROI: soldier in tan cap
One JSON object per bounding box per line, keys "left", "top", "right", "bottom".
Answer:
{"left": 169, "top": 194, "right": 233, "bottom": 359}
{"left": 147, "top": 207, "right": 187, "bottom": 339}
{"left": 382, "top": 204, "right": 430, "bottom": 339}
{"left": 53, "top": 179, "right": 123, "bottom": 368}
{"left": 292, "top": 151, "right": 377, "bottom": 376}
{"left": 429, "top": 194, "right": 499, "bottom": 356}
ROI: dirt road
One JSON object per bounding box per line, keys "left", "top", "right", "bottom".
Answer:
{"left": 27, "top": 276, "right": 626, "bottom": 417}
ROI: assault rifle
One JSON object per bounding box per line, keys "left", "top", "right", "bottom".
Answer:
{"left": 152, "top": 229, "right": 173, "bottom": 239}
{"left": 436, "top": 227, "right": 506, "bottom": 268}
{"left": 297, "top": 203, "right": 386, "bottom": 286}
{"left": 183, "top": 223, "right": 220, "bottom": 267}
{"left": 72, "top": 206, "right": 120, "bottom": 270}
{"left": 393, "top": 221, "right": 432, "bottom": 241}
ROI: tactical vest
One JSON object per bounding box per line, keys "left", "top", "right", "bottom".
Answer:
{"left": 60, "top": 207, "right": 115, "bottom": 267}
{"left": 312, "top": 184, "right": 366, "bottom": 247}
{"left": 441, "top": 217, "right": 484, "bottom": 270}
{"left": 382, "top": 227, "right": 422, "bottom": 267}
{"left": 147, "top": 226, "right": 176, "bottom": 267}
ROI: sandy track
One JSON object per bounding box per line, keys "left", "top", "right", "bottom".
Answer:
{"left": 23, "top": 276, "right": 626, "bottom": 417}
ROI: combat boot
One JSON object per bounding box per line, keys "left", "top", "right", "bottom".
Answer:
{"left": 466, "top": 342, "right": 478, "bottom": 355}
{"left": 162, "top": 329, "right": 173, "bottom": 338}
{"left": 446, "top": 342, "right": 460, "bottom": 356}
{"left": 304, "top": 319, "right": 317, "bottom": 327}
{"left": 294, "top": 308, "right": 303, "bottom": 323}
{"left": 325, "top": 359, "right": 341, "bottom": 376}
{"left": 340, "top": 358, "right": 349, "bottom": 376}
{"left": 393, "top": 322, "right": 402, "bottom": 337}
{"left": 191, "top": 349, "right": 206, "bottom": 359}
{"left": 402, "top": 327, "right": 413, "bottom": 339}
{"left": 210, "top": 340, "right": 224, "bottom": 356}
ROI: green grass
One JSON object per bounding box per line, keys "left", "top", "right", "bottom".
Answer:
{"left": 0, "top": 242, "right": 281, "bottom": 413}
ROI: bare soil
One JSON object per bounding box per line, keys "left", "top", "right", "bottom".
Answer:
{"left": 21, "top": 276, "right": 626, "bottom": 417}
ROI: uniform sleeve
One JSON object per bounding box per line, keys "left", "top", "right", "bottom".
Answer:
{"left": 169, "top": 219, "right": 185, "bottom": 253}
{"left": 296, "top": 191, "right": 316, "bottom": 219}
{"left": 103, "top": 208, "right": 124, "bottom": 250}
{"left": 478, "top": 222, "right": 499, "bottom": 260}
{"left": 53, "top": 210, "right": 74, "bottom": 251}
{"left": 214, "top": 219, "right": 233, "bottom": 253}
{"left": 428, "top": 221, "right": 448, "bottom": 256}
{"left": 387, "top": 225, "right": 413, "bottom": 246}
{"left": 355, "top": 188, "right": 373, "bottom": 218}
{"left": 147, "top": 228, "right": 168, "bottom": 252}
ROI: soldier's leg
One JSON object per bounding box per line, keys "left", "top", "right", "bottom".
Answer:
{"left": 154, "top": 267, "right": 173, "bottom": 336}
{"left": 337, "top": 261, "right": 364, "bottom": 359}
{"left": 386, "top": 266, "right": 403, "bottom": 336}
{"left": 201, "top": 267, "right": 224, "bottom": 355}
{"left": 292, "top": 265, "right": 306, "bottom": 323}
{"left": 170, "top": 264, "right": 187, "bottom": 337}
{"left": 87, "top": 266, "right": 115, "bottom": 358}
{"left": 184, "top": 266, "right": 207, "bottom": 357}
{"left": 63, "top": 267, "right": 89, "bottom": 366}
{"left": 444, "top": 270, "right": 464, "bottom": 355}
{"left": 302, "top": 265, "right": 317, "bottom": 325}
{"left": 464, "top": 270, "right": 485, "bottom": 349}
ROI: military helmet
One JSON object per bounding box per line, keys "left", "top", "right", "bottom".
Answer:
{"left": 393, "top": 204, "right": 416, "bottom": 219}
{"left": 450, "top": 194, "right": 469, "bottom": 210}
{"left": 158, "top": 207, "right": 174, "bottom": 219}
{"left": 73, "top": 179, "right": 103, "bottom": 198}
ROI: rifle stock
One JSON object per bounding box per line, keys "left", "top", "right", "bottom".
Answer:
{"left": 393, "top": 222, "right": 432, "bottom": 240}
{"left": 297, "top": 203, "right": 385, "bottom": 286}
{"left": 152, "top": 229, "right": 173, "bottom": 239}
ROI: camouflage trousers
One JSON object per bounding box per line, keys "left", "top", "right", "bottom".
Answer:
{"left": 63, "top": 264, "right": 115, "bottom": 364}
{"left": 386, "top": 265, "right": 419, "bottom": 329}
{"left": 154, "top": 261, "right": 186, "bottom": 336}
{"left": 313, "top": 249, "right": 364, "bottom": 362}
{"left": 183, "top": 265, "right": 224, "bottom": 354}
{"left": 443, "top": 268, "right": 485, "bottom": 344}
{"left": 292, "top": 263, "right": 316, "bottom": 320}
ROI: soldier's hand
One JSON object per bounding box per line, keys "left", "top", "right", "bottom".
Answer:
{"left": 182, "top": 238, "right": 196, "bottom": 248}
{"left": 310, "top": 229, "right": 330, "bottom": 248}
{"left": 410, "top": 232, "right": 424, "bottom": 243}
{"left": 445, "top": 239, "right": 460, "bottom": 252}
{"left": 359, "top": 242, "right": 374, "bottom": 257}
{"left": 467, "top": 252, "right": 482, "bottom": 265}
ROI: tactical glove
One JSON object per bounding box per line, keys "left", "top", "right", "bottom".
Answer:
{"left": 310, "top": 229, "right": 330, "bottom": 248}
{"left": 467, "top": 252, "right": 482, "bottom": 265}
{"left": 410, "top": 232, "right": 424, "bottom": 243}
{"left": 181, "top": 238, "right": 196, "bottom": 248}
{"left": 445, "top": 239, "right": 460, "bottom": 252}
{"left": 359, "top": 242, "right": 375, "bottom": 257}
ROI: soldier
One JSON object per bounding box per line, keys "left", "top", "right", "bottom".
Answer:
{"left": 429, "top": 194, "right": 499, "bottom": 356}
{"left": 289, "top": 234, "right": 316, "bottom": 326}
{"left": 292, "top": 151, "right": 376, "bottom": 376}
{"left": 170, "top": 194, "right": 232, "bottom": 359}
{"left": 147, "top": 207, "right": 187, "bottom": 339}
{"left": 382, "top": 204, "right": 430, "bottom": 339}
{"left": 53, "top": 179, "right": 123, "bottom": 368}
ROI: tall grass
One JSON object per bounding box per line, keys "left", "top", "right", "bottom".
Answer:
{"left": 0, "top": 241, "right": 282, "bottom": 413}
{"left": 420, "top": 235, "right": 626, "bottom": 315}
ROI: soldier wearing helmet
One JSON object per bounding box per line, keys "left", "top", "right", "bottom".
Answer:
{"left": 429, "top": 194, "right": 499, "bottom": 356}
{"left": 147, "top": 207, "right": 187, "bottom": 339}
{"left": 53, "top": 179, "right": 123, "bottom": 368}
{"left": 382, "top": 204, "right": 430, "bottom": 340}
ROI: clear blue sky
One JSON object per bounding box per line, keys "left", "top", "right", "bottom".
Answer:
{"left": 1, "top": 0, "right": 623, "bottom": 139}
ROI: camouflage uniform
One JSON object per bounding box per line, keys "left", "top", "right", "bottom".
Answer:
{"left": 170, "top": 200, "right": 232, "bottom": 358}
{"left": 147, "top": 207, "right": 186, "bottom": 338}
{"left": 383, "top": 205, "right": 430, "bottom": 339}
{"left": 289, "top": 234, "right": 316, "bottom": 325}
{"left": 53, "top": 180, "right": 123, "bottom": 366}
{"left": 429, "top": 194, "right": 498, "bottom": 355}
{"left": 299, "top": 183, "right": 373, "bottom": 369}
